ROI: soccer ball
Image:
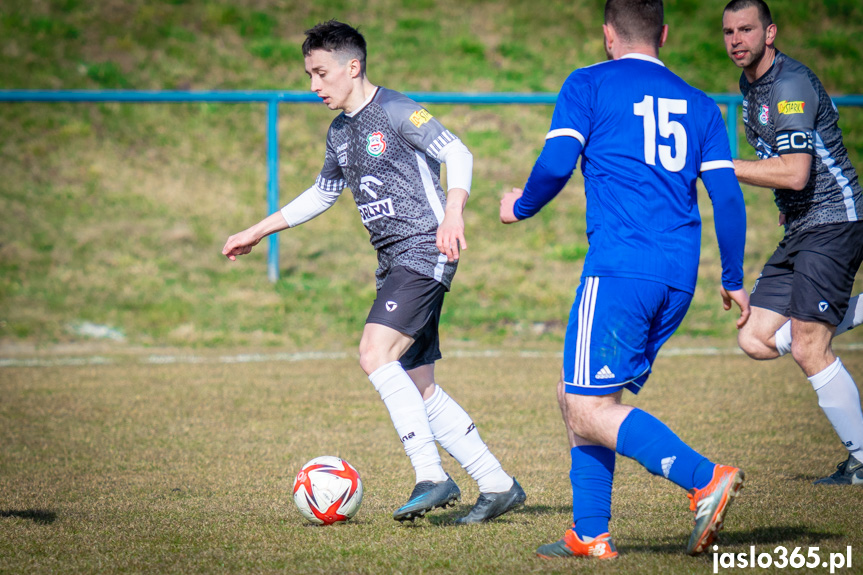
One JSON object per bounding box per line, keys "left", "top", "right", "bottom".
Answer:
{"left": 292, "top": 456, "right": 363, "bottom": 525}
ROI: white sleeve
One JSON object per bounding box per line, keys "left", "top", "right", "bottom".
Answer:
{"left": 280, "top": 181, "right": 342, "bottom": 228}
{"left": 436, "top": 138, "right": 473, "bottom": 195}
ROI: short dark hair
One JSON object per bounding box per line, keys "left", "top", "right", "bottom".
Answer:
{"left": 723, "top": 0, "right": 773, "bottom": 27}
{"left": 302, "top": 20, "right": 367, "bottom": 74}
{"left": 604, "top": 0, "right": 664, "bottom": 49}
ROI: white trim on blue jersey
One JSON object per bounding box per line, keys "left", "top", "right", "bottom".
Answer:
{"left": 619, "top": 53, "right": 666, "bottom": 67}
{"left": 546, "top": 128, "right": 585, "bottom": 145}
{"left": 700, "top": 160, "right": 735, "bottom": 172}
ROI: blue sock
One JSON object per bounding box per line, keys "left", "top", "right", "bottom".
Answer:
{"left": 570, "top": 445, "right": 615, "bottom": 538}
{"left": 616, "top": 408, "right": 715, "bottom": 491}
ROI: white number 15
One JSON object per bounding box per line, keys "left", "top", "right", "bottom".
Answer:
{"left": 633, "top": 95, "right": 688, "bottom": 172}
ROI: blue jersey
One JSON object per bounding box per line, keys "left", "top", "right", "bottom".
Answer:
{"left": 515, "top": 54, "right": 745, "bottom": 294}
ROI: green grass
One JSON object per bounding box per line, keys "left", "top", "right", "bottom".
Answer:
{"left": 1, "top": 352, "right": 862, "bottom": 574}
{"left": 0, "top": 0, "right": 862, "bottom": 350}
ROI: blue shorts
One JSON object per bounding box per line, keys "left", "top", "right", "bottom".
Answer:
{"left": 563, "top": 276, "right": 692, "bottom": 396}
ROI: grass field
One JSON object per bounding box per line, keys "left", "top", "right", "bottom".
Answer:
{"left": 2, "top": 349, "right": 863, "bottom": 574}
{"left": 2, "top": 2, "right": 863, "bottom": 571}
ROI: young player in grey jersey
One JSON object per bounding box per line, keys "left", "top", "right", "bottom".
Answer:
{"left": 722, "top": 0, "right": 863, "bottom": 485}
{"left": 222, "top": 20, "right": 525, "bottom": 521}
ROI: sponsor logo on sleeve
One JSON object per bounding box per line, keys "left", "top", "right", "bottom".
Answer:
{"left": 409, "top": 109, "right": 434, "bottom": 127}
{"left": 337, "top": 142, "right": 348, "bottom": 166}
{"left": 778, "top": 100, "right": 805, "bottom": 115}
{"left": 758, "top": 104, "right": 769, "bottom": 125}
{"left": 358, "top": 198, "right": 395, "bottom": 223}
{"left": 366, "top": 131, "right": 387, "bottom": 157}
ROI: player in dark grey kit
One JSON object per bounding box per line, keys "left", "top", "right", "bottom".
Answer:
{"left": 222, "top": 20, "right": 525, "bottom": 520}
{"left": 723, "top": 0, "right": 863, "bottom": 485}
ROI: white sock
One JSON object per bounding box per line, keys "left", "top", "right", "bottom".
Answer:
{"left": 424, "top": 385, "right": 513, "bottom": 493}
{"left": 835, "top": 293, "right": 863, "bottom": 336}
{"left": 774, "top": 321, "right": 792, "bottom": 356}
{"left": 775, "top": 293, "right": 863, "bottom": 357}
{"left": 808, "top": 357, "right": 863, "bottom": 459}
{"left": 369, "top": 361, "right": 446, "bottom": 484}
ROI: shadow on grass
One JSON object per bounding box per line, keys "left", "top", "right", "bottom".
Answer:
{"left": 625, "top": 525, "right": 842, "bottom": 556}
{"left": 0, "top": 509, "right": 57, "bottom": 524}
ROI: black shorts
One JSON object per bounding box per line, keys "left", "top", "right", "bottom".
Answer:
{"left": 750, "top": 221, "right": 863, "bottom": 325}
{"left": 366, "top": 266, "right": 446, "bottom": 371}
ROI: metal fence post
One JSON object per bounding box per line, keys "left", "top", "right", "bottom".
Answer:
{"left": 267, "top": 97, "right": 280, "bottom": 283}
{"left": 726, "top": 101, "right": 739, "bottom": 159}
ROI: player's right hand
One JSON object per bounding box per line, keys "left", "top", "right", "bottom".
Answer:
{"left": 500, "top": 188, "right": 523, "bottom": 224}
{"left": 721, "top": 287, "right": 750, "bottom": 329}
{"left": 222, "top": 230, "right": 261, "bottom": 261}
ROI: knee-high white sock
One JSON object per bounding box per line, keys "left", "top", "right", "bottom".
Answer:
{"left": 809, "top": 357, "right": 863, "bottom": 459}
{"left": 369, "top": 361, "right": 446, "bottom": 484}
{"left": 424, "top": 385, "right": 513, "bottom": 493}
{"left": 776, "top": 293, "right": 863, "bottom": 357}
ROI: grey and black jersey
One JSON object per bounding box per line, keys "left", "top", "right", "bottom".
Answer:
{"left": 740, "top": 51, "right": 862, "bottom": 232}
{"left": 318, "top": 87, "right": 458, "bottom": 289}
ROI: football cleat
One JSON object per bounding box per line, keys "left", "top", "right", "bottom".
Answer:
{"left": 686, "top": 464, "right": 745, "bottom": 555}
{"left": 536, "top": 529, "right": 618, "bottom": 560}
{"left": 455, "top": 477, "right": 526, "bottom": 524}
{"left": 814, "top": 454, "right": 863, "bottom": 485}
{"left": 393, "top": 474, "right": 460, "bottom": 522}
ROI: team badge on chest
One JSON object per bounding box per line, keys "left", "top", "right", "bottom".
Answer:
{"left": 758, "top": 104, "right": 769, "bottom": 126}
{"left": 366, "top": 131, "right": 387, "bottom": 157}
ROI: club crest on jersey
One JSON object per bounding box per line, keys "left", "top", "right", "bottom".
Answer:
{"left": 758, "top": 104, "right": 769, "bottom": 125}
{"left": 409, "top": 109, "right": 433, "bottom": 127}
{"left": 778, "top": 100, "right": 805, "bottom": 115}
{"left": 358, "top": 198, "right": 395, "bottom": 223}
{"left": 366, "top": 131, "right": 387, "bottom": 157}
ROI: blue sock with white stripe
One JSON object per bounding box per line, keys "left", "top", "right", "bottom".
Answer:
{"left": 616, "top": 408, "right": 714, "bottom": 491}
{"left": 570, "top": 445, "right": 615, "bottom": 538}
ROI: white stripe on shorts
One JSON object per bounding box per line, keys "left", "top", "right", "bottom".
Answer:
{"left": 574, "top": 277, "right": 599, "bottom": 386}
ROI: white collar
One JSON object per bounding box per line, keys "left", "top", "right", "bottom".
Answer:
{"left": 620, "top": 53, "right": 665, "bottom": 67}
{"left": 346, "top": 86, "right": 379, "bottom": 117}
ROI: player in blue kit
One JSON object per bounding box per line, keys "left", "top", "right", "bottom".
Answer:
{"left": 223, "top": 20, "right": 525, "bottom": 524}
{"left": 500, "top": 0, "right": 750, "bottom": 559}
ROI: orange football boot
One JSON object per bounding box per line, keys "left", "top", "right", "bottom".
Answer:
{"left": 686, "top": 464, "right": 745, "bottom": 555}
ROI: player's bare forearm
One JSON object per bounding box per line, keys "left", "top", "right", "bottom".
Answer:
{"left": 437, "top": 188, "right": 469, "bottom": 262}
{"left": 733, "top": 153, "right": 812, "bottom": 191}
{"left": 222, "top": 211, "right": 290, "bottom": 261}
{"left": 721, "top": 287, "right": 751, "bottom": 329}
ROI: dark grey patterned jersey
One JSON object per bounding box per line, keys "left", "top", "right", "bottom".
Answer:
{"left": 739, "top": 51, "right": 862, "bottom": 232}
{"left": 317, "top": 87, "right": 459, "bottom": 289}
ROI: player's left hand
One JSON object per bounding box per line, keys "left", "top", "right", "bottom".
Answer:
{"left": 721, "top": 287, "right": 750, "bottom": 329}
{"left": 437, "top": 211, "right": 467, "bottom": 262}
{"left": 500, "top": 188, "right": 523, "bottom": 224}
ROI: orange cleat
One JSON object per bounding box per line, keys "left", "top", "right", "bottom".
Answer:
{"left": 686, "top": 464, "right": 745, "bottom": 555}
{"left": 536, "top": 529, "right": 618, "bottom": 560}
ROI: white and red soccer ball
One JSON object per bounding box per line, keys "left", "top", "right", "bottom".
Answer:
{"left": 292, "top": 456, "right": 363, "bottom": 525}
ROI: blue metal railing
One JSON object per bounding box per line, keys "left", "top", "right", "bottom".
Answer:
{"left": 3, "top": 89, "right": 862, "bottom": 281}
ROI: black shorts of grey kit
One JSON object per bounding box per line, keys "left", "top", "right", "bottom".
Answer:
{"left": 366, "top": 266, "right": 447, "bottom": 371}
{"left": 750, "top": 221, "right": 863, "bottom": 325}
